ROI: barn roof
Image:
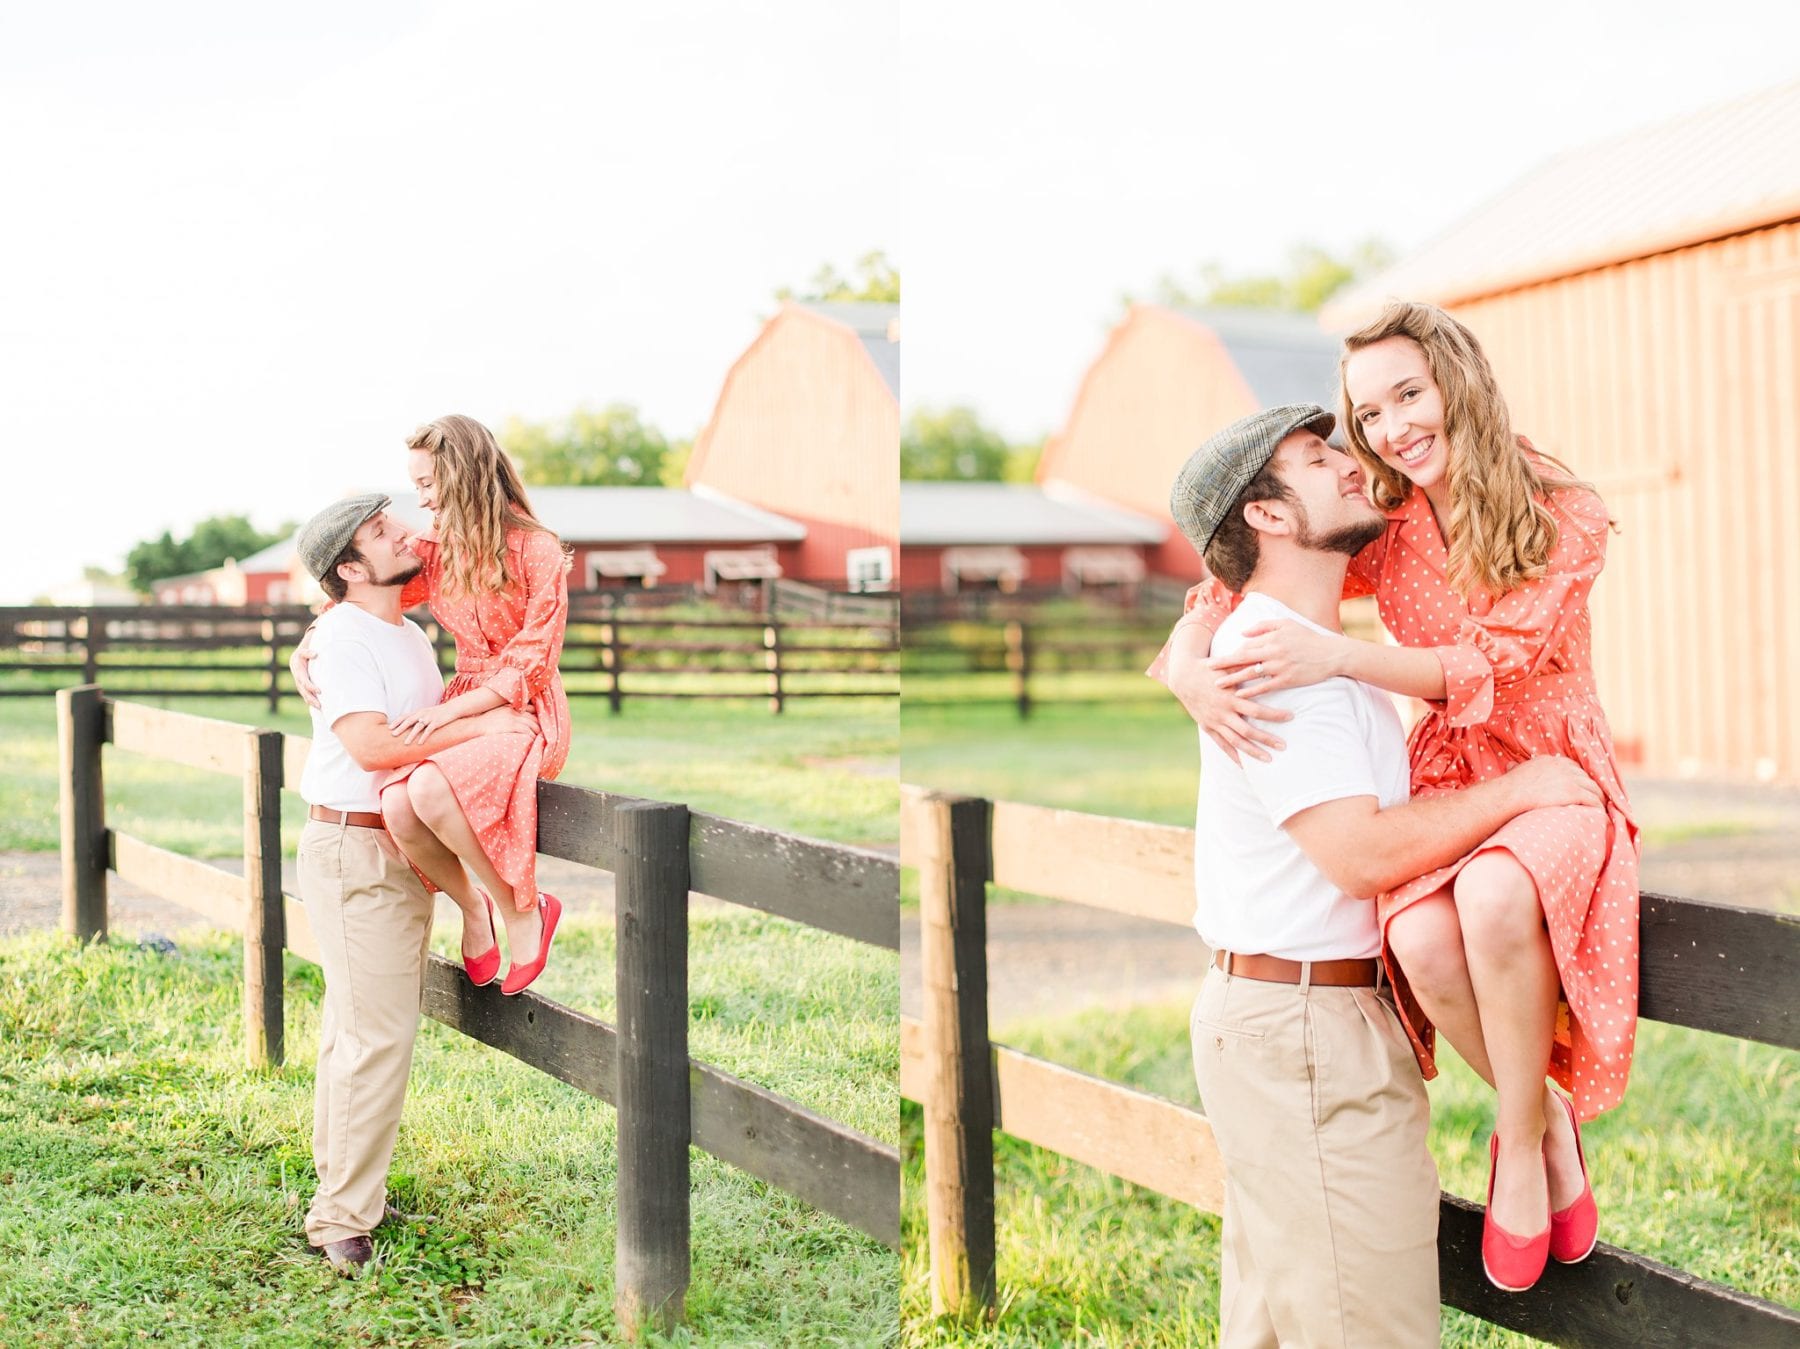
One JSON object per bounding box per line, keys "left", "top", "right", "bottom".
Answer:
{"left": 321, "top": 486, "right": 808, "bottom": 547}
{"left": 803, "top": 301, "right": 900, "bottom": 398}
{"left": 1168, "top": 306, "right": 1341, "bottom": 410}
{"left": 235, "top": 534, "right": 300, "bottom": 573}
{"left": 1326, "top": 79, "right": 1800, "bottom": 322}
{"left": 901, "top": 481, "right": 1167, "bottom": 547}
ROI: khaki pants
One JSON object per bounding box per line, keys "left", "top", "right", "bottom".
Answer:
{"left": 1190, "top": 964, "right": 1440, "bottom": 1349}
{"left": 298, "top": 819, "right": 434, "bottom": 1246}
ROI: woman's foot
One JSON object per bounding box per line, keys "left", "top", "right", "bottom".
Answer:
{"left": 462, "top": 893, "right": 501, "bottom": 987}
{"left": 1541, "top": 1085, "right": 1588, "bottom": 1212}
{"left": 501, "top": 894, "right": 562, "bottom": 997}
{"left": 1544, "top": 1089, "right": 1599, "bottom": 1263}
{"left": 1483, "top": 1131, "right": 1551, "bottom": 1292}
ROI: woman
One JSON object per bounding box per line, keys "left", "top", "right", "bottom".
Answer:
{"left": 296, "top": 414, "right": 573, "bottom": 997}
{"left": 1154, "top": 301, "right": 1638, "bottom": 1293}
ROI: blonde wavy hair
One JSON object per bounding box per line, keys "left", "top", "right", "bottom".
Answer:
{"left": 1339, "top": 301, "right": 1600, "bottom": 600}
{"left": 407, "top": 414, "right": 568, "bottom": 596}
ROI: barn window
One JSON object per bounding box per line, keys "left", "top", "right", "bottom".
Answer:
{"left": 703, "top": 547, "right": 783, "bottom": 591}
{"left": 846, "top": 546, "right": 892, "bottom": 593}
{"left": 585, "top": 548, "right": 668, "bottom": 590}
{"left": 941, "top": 546, "right": 1026, "bottom": 594}
{"left": 1062, "top": 546, "right": 1144, "bottom": 593}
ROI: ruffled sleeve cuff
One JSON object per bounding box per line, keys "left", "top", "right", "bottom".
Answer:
{"left": 1433, "top": 643, "right": 1494, "bottom": 727}
{"left": 484, "top": 666, "right": 529, "bottom": 712}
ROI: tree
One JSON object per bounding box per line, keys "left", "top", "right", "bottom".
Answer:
{"left": 500, "top": 404, "right": 673, "bottom": 487}
{"left": 1133, "top": 239, "right": 1396, "bottom": 315}
{"left": 903, "top": 406, "right": 1029, "bottom": 482}
{"left": 775, "top": 249, "right": 900, "bottom": 304}
{"left": 125, "top": 514, "right": 286, "bottom": 592}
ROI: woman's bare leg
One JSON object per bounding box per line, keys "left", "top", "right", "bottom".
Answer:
{"left": 1389, "top": 889, "right": 1585, "bottom": 1210}
{"left": 381, "top": 782, "right": 496, "bottom": 962}
{"left": 1454, "top": 851, "right": 1561, "bottom": 1236}
{"left": 406, "top": 765, "right": 545, "bottom": 962}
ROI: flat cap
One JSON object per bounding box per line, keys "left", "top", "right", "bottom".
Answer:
{"left": 1169, "top": 404, "right": 1337, "bottom": 554}
{"left": 297, "top": 493, "right": 391, "bottom": 581}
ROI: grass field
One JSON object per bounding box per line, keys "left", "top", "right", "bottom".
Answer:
{"left": 0, "top": 693, "right": 897, "bottom": 856}
{"left": 0, "top": 909, "right": 896, "bottom": 1347}
{"left": 900, "top": 1007, "right": 1800, "bottom": 1348}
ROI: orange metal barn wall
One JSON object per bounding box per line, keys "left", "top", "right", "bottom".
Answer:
{"left": 689, "top": 312, "right": 898, "bottom": 580}
{"left": 1450, "top": 219, "right": 1800, "bottom": 782}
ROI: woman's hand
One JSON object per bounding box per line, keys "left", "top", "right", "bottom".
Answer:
{"left": 389, "top": 701, "right": 465, "bottom": 746}
{"left": 290, "top": 628, "right": 321, "bottom": 709}
{"left": 1165, "top": 651, "right": 1292, "bottom": 765}
{"left": 1213, "top": 621, "right": 1350, "bottom": 696}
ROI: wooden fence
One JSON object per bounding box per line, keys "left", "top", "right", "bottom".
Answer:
{"left": 898, "top": 786, "right": 1800, "bottom": 1346}
{"left": 5, "top": 605, "right": 898, "bottom": 713}
{"left": 54, "top": 685, "right": 899, "bottom": 1336}
{"left": 902, "top": 620, "right": 1171, "bottom": 717}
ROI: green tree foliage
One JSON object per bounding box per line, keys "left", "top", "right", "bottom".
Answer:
{"left": 500, "top": 404, "right": 672, "bottom": 487}
{"left": 903, "top": 406, "right": 1041, "bottom": 482}
{"left": 125, "top": 515, "right": 286, "bottom": 592}
{"left": 1136, "top": 239, "right": 1396, "bottom": 315}
{"left": 776, "top": 249, "right": 900, "bottom": 304}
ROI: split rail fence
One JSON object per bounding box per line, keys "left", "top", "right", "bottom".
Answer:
{"left": 6, "top": 605, "right": 898, "bottom": 713}
{"left": 55, "top": 685, "right": 900, "bottom": 1335}
{"left": 899, "top": 786, "right": 1800, "bottom": 1347}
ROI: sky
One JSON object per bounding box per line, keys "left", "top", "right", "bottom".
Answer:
{"left": 5, "top": 1, "right": 1798, "bottom": 601}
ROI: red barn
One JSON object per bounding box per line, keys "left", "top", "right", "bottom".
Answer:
{"left": 899, "top": 482, "right": 1165, "bottom": 594}
{"left": 152, "top": 534, "right": 300, "bottom": 606}
{"left": 1036, "top": 304, "right": 1340, "bottom": 580}
{"left": 686, "top": 301, "right": 899, "bottom": 591}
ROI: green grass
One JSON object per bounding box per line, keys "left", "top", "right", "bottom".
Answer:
{"left": 0, "top": 908, "right": 897, "bottom": 1347}
{"left": 900, "top": 1004, "right": 1799, "bottom": 1347}
{"left": 0, "top": 693, "right": 896, "bottom": 855}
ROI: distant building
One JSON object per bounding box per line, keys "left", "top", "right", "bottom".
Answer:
{"left": 44, "top": 576, "right": 139, "bottom": 606}
{"left": 686, "top": 301, "right": 899, "bottom": 591}
{"left": 151, "top": 534, "right": 299, "bottom": 606}
{"left": 1035, "top": 305, "right": 1341, "bottom": 580}
{"left": 1326, "top": 78, "right": 1800, "bottom": 783}
{"left": 899, "top": 481, "right": 1165, "bottom": 594}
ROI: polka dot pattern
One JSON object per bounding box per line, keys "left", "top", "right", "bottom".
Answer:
{"left": 384, "top": 527, "right": 572, "bottom": 914}
{"left": 1167, "top": 478, "right": 1641, "bottom": 1122}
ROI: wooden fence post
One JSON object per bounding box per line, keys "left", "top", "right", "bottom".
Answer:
{"left": 614, "top": 799, "right": 692, "bottom": 1338}
{"left": 603, "top": 607, "right": 624, "bottom": 715}
{"left": 764, "top": 621, "right": 785, "bottom": 715}
{"left": 1004, "top": 621, "right": 1031, "bottom": 719}
{"left": 57, "top": 684, "right": 108, "bottom": 943}
{"left": 263, "top": 615, "right": 281, "bottom": 713}
{"left": 80, "top": 613, "right": 101, "bottom": 685}
{"left": 242, "top": 728, "right": 286, "bottom": 1068}
{"left": 918, "top": 791, "right": 996, "bottom": 1320}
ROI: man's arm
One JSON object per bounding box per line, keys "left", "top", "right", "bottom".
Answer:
{"left": 331, "top": 707, "right": 533, "bottom": 773}
{"left": 1282, "top": 757, "right": 1602, "bottom": 899}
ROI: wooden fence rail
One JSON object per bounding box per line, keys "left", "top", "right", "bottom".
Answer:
{"left": 55, "top": 686, "right": 899, "bottom": 1336}
{"left": 897, "top": 786, "right": 1800, "bottom": 1346}
{"left": 6, "top": 606, "right": 898, "bottom": 713}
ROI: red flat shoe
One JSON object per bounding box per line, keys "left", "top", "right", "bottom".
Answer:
{"left": 1548, "top": 1091, "right": 1599, "bottom": 1264}
{"left": 1482, "top": 1132, "right": 1551, "bottom": 1292}
{"left": 501, "top": 893, "right": 562, "bottom": 997}
{"left": 464, "top": 893, "right": 501, "bottom": 987}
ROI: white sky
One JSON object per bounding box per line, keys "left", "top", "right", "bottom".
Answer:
{"left": 5, "top": 1, "right": 1798, "bottom": 600}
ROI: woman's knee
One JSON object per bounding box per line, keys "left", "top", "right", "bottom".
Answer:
{"left": 1454, "top": 852, "right": 1544, "bottom": 949}
{"left": 380, "top": 783, "right": 423, "bottom": 838}
{"left": 407, "top": 766, "right": 456, "bottom": 825}
{"left": 1388, "top": 897, "right": 1468, "bottom": 998}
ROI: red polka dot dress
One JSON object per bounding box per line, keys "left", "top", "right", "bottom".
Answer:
{"left": 1162, "top": 479, "right": 1640, "bottom": 1121}
{"left": 388, "top": 526, "right": 572, "bottom": 915}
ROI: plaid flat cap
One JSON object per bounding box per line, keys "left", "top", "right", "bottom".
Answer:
{"left": 297, "top": 492, "right": 391, "bottom": 581}
{"left": 1169, "top": 404, "right": 1337, "bottom": 553}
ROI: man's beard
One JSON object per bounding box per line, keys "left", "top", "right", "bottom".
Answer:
{"left": 371, "top": 559, "right": 424, "bottom": 589}
{"left": 1294, "top": 505, "right": 1385, "bottom": 558}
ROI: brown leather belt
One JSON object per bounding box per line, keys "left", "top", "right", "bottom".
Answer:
{"left": 1213, "top": 950, "right": 1380, "bottom": 987}
{"left": 309, "top": 806, "right": 386, "bottom": 830}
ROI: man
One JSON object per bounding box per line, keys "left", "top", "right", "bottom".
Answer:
{"left": 294, "top": 493, "right": 533, "bottom": 1272}
{"left": 1150, "top": 406, "right": 1600, "bottom": 1346}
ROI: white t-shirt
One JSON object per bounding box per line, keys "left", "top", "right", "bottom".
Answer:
{"left": 1193, "top": 592, "right": 1410, "bottom": 961}
{"left": 300, "top": 602, "right": 445, "bottom": 812}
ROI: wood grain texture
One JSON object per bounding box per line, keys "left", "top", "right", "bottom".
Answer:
{"left": 687, "top": 812, "right": 899, "bottom": 949}
{"left": 109, "top": 831, "right": 247, "bottom": 928}
{"left": 107, "top": 698, "right": 252, "bottom": 776}
{"left": 241, "top": 728, "right": 285, "bottom": 1069}
{"left": 58, "top": 685, "right": 108, "bottom": 942}
{"left": 1638, "top": 891, "right": 1800, "bottom": 1049}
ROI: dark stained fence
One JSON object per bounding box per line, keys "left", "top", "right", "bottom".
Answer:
{"left": 54, "top": 688, "right": 898, "bottom": 1336}
{"left": 898, "top": 787, "right": 1800, "bottom": 1346}
{"left": 4, "top": 606, "right": 898, "bottom": 711}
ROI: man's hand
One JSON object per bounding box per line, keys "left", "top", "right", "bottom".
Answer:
{"left": 467, "top": 706, "right": 538, "bottom": 738}
{"left": 1500, "top": 756, "right": 1604, "bottom": 813}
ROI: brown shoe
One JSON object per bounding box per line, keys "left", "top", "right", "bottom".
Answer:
{"left": 311, "top": 1234, "right": 373, "bottom": 1274}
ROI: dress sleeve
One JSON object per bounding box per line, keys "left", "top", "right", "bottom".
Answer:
{"left": 1343, "top": 531, "right": 1383, "bottom": 600}
{"left": 1431, "top": 490, "right": 1608, "bottom": 728}
{"left": 1146, "top": 575, "right": 1241, "bottom": 682}
{"left": 483, "top": 531, "right": 569, "bottom": 712}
